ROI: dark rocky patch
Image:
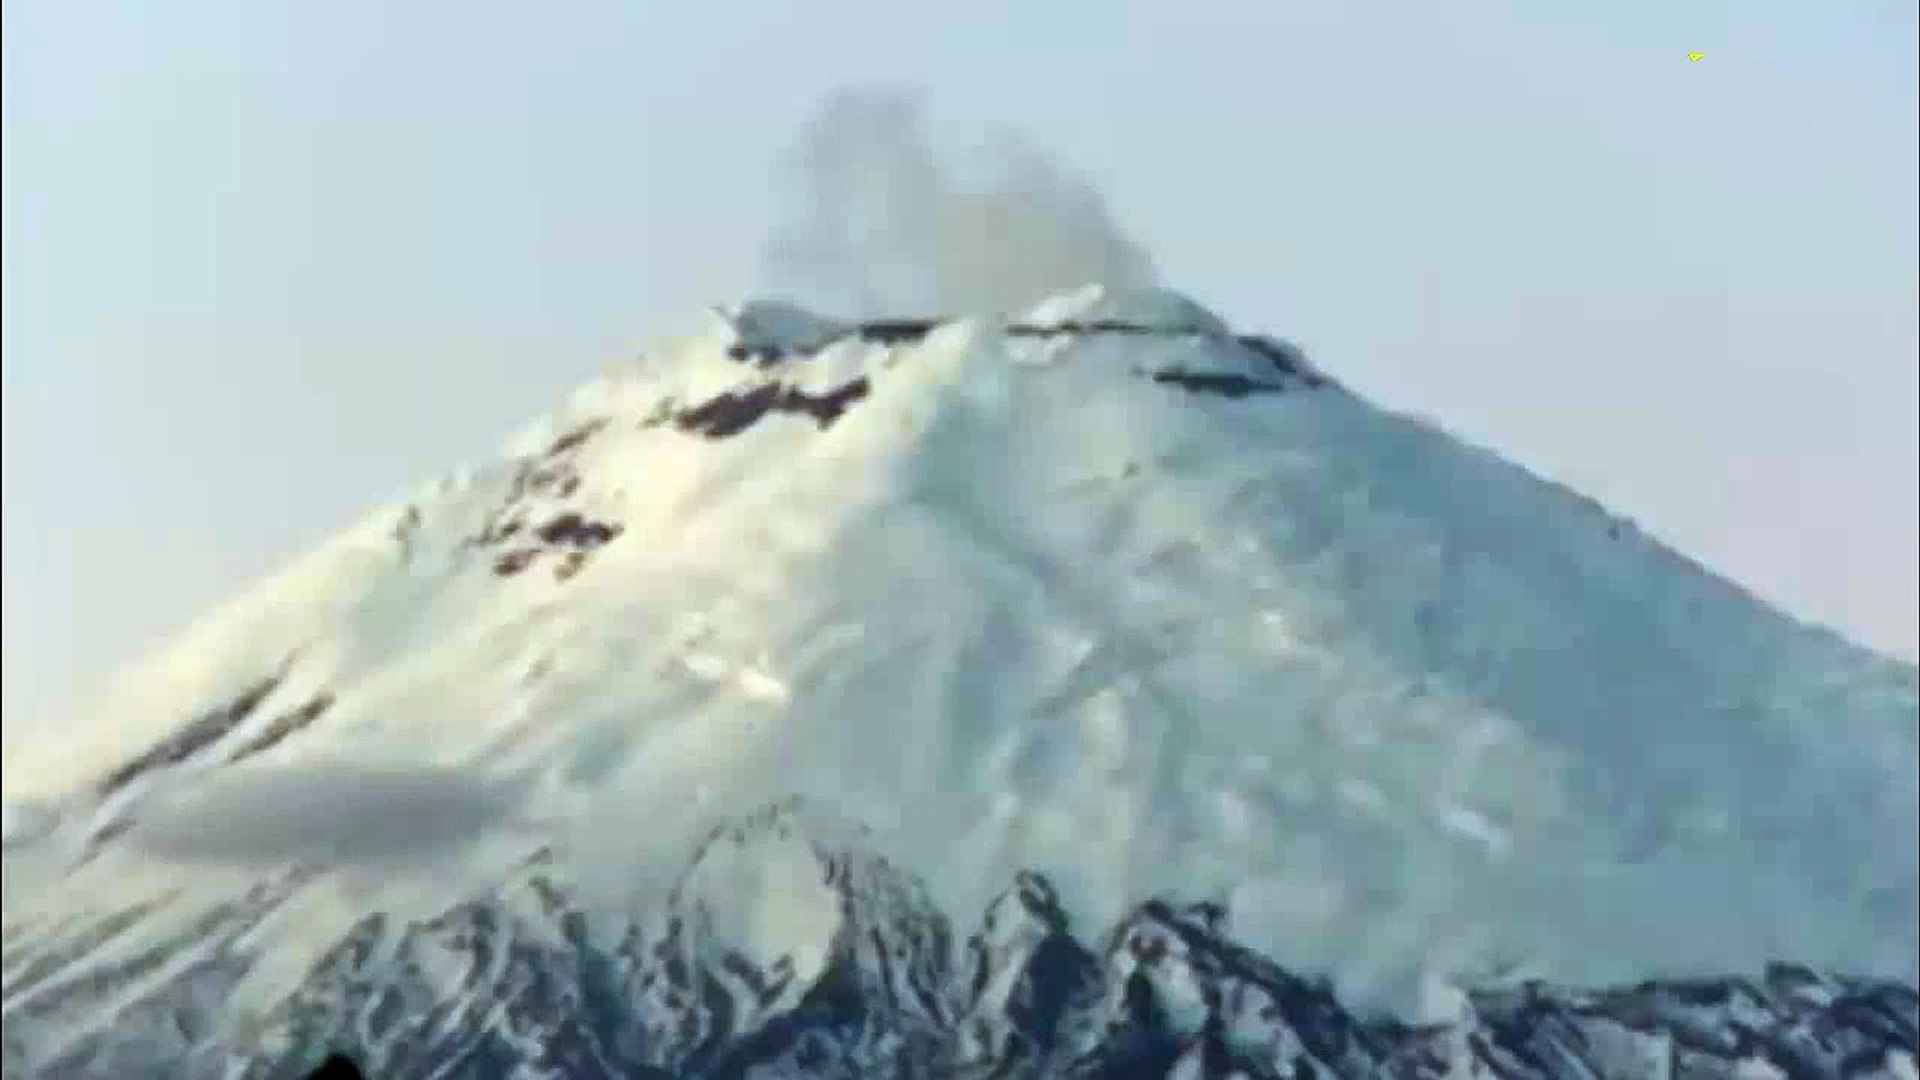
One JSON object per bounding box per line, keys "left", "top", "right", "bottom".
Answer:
{"left": 699, "top": 323, "right": 1329, "bottom": 438}
{"left": 855, "top": 318, "right": 945, "bottom": 344}
{"left": 534, "top": 512, "right": 622, "bottom": 549}
{"left": 71, "top": 817, "right": 136, "bottom": 868}
{"left": 726, "top": 318, "right": 1243, "bottom": 362}
{"left": 467, "top": 439, "right": 623, "bottom": 580}
{"left": 1236, "top": 335, "right": 1306, "bottom": 374}
{"left": 1007, "top": 319, "right": 1173, "bottom": 338}
{"left": 467, "top": 456, "right": 584, "bottom": 554}
{"left": 554, "top": 551, "right": 589, "bottom": 583}
{"left": 1148, "top": 370, "right": 1290, "bottom": 399}
{"left": 97, "top": 672, "right": 285, "bottom": 797}
{"left": 473, "top": 516, "right": 523, "bottom": 547}
{"left": 710, "top": 320, "right": 1335, "bottom": 407}
{"left": 547, "top": 418, "right": 608, "bottom": 457}
{"left": 226, "top": 693, "right": 337, "bottom": 764}
{"left": 725, "top": 320, "right": 944, "bottom": 364}
{"left": 488, "top": 516, "right": 621, "bottom": 581}
{"left": 639, "top": 397, "right": 679, "bottom": 428}
{"left": 673, "top": 379, "right": 871, "bottom": 438}
{"left": 300, "top": 1053, "right": 363, "bottom": 1080}
{"left": 501, "top": 457, "right": 583, "bottom": 505}
{"left": 725, "top": 344, "right": 784, "bottom": 364}
{"left": 493, "top": 549, "right": 539, "bottom": 577}
{"left": 524, "top": 460, "right": 578, "bottom": 498}
{"left": 388, "top": 505, "right": 423, "bottom": 561}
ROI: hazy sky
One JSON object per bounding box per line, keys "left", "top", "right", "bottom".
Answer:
{"left": 4, "top": 0, "right": 1916, "bottom": 738}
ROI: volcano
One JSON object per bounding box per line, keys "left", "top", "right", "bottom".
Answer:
{"left": 2, "top": 285, "right": 1914, "bottom": 1078}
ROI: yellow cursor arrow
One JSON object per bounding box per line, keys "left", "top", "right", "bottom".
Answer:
{"left": 1687, "top": 51, "right": 1705, "bottom": 61}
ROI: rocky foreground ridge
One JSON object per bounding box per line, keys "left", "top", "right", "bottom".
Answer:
{"left": 13, "top": 802, "right": 1910, "bottom": 1080}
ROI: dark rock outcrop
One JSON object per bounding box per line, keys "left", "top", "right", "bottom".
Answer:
{"left": 215, "top": 808, "right": 1919, "bottom": 1079}
{"left": 673, "top": 378, "right": 872, "bottom": 438}
{"left": 13, "top": 805, "right": 1913, "bottom": 1079}
{"left": 298, "top": 1054, "right": 363, "bottom": 1080}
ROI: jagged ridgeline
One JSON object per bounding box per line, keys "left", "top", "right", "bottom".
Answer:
{"left": 157, "top": 804, "right": 1920, "bottom": 1079}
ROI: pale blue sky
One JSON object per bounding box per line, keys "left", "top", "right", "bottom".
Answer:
{"left": 4, "top": 0, "right": 1916, "bottom": 735}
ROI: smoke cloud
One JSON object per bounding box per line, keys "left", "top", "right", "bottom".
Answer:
{"left": 759, "top": 86, "right": 1159, "bottom": 319}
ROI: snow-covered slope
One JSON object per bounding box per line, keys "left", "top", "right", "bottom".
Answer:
{"left": 11, "top": 800, "right": 1918, "bottom": 1079}
{"left": 3, "top": 286, "right": 1916, "bottom": 1077}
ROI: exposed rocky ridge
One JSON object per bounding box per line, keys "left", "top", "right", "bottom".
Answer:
{"left": 14, "top": 804, "right": 1913, "bottom": 1080}
{"left": 695, "top": 292, "right": 1327, "bottom": 449}
{"left": 720, "top": 312, "right": 1322, "bottom": 385}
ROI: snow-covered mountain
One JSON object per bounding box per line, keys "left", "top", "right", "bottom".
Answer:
{"left": 3, "top": 285, "right": 1916, "bottom": 1078}
{"left": 11, "top": 800, "right": 1918, "bottom": 1079}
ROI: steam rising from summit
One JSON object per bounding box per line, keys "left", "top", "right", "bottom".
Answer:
{"left": 759, "top": 86, "right": 1160, "bottom": 318}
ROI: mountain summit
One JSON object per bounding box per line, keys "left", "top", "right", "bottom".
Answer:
{"left": 2, "top": 285, "right": 1915, "bottom": 1077}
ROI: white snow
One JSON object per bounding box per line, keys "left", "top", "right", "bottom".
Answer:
{"left": 706, "top": 298, "right": 849, "bottom": 354}
{"left": 0, "top": 800, "right": 53, "bottom": 848}
{"left": 670, "top": 815, "right": 844, "bottom": 1001}
{"left": 1017, "top": 282, "right": 1230, "bottom": 335}
{"left": 2, "top": 283, "right": 1914, "bottom": 1032}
